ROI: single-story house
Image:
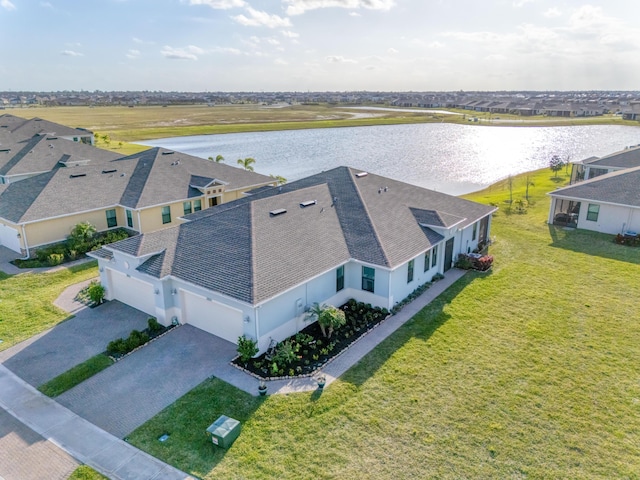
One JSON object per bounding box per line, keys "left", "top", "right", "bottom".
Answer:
{"left": 548, "top": 166, "right": 640, "bottom": 234}
{"left": 0, "top": 147, "right": 275, "bottom": 255}
{"left": 90, "top": 166, "right": 497, "bottom": 352}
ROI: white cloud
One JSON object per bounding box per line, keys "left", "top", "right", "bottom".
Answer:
{"left": 274, "top": 58, "right": 288, "bottom": 65}
{"left": 40, "top": 2, "right": 53, "bottom": 8}
{"left": 233, "top": 7, "right": 292, "bottom": 28}
{"left": 512, "top": 0, "right": 534, "bottom": 6}
{"left": 61, "top": 50, "right": 83, "bottom": 57}
{"left": 161, "top": 45, "right": 202, "bottom": 60}
{"left": 211, "top": 46, "right": 242, "bottom": 55}
{"left": 387, "top": 47, "right": 398, "bottom": 54}
{"left": 326, "top": 55, "right": 357, "bottom": 63}
{"left": 428, "top": 41, "right": 444, "bottom": 48}
{"left": 543, "top": 7, "right": 561, "bottom": 18}
{"left": 285, "top": 0, "right": 395, "bottom": 15}
{"left": 485, "top": 54, "right": 507, "bottom": 61}
{"left": 126, "top": 49, "right": 141, "bottom": 59}
{"left": 266, "top": 37, "right": 280, "bottom": 45}
{"left": 349, "top": 11, "right": 360, "bottom": 17}
{"left": 281, "top": 30, "right": 299, "bottom": 38}
{"left": 1, "top": 0, "right": 16, "bottom": 11}
{"left": 133, "top": 37, "right": 155, "bottom": 45}
{"left": 185, "top": 0, "right": 245, "bottom": 8}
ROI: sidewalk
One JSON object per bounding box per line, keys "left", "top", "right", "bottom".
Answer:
{"left": 0, "top": 365, "right": 194, "bottom": 480}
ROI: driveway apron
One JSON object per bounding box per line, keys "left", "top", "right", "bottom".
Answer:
{"left": 56, "top": 325, "right": 237, "bottom": 439}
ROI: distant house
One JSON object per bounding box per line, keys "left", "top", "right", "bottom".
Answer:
{"left": 0, "top": 147, "right": 275, "bottom": 255}
{"left": 569, "top": 145, "right": 640, "bottom": 184}
{"left": 90, "top": 167, "right": 496, "bottom": 351}
{"left": 0, "top": 114, "right": 94, "bottom": 145}
{"left": 548, "top": 166, "right": 640, "bottom": 234}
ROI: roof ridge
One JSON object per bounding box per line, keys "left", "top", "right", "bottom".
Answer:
{"left": 0, "top": 135, "right": 44, "bottom": 176}
{"left": 248, "top": 201, "right": 257, "bottom": 304}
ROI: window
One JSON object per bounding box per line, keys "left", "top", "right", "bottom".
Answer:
{"left": 472, "top": 222, "right": 477, "bottom": 241}
{"left": 106, "top": 209, "right": 117, "bottom": 228}
{"left": 432, "top": 245, "right": 438, "bottom": 268}
{"left": 161, "top": 206, "right": 171, "bottom": 224}
{"left": 407, "top": 259, "right": 414, "bottom": 283}
{"left": 336, "top": 265, "right": 344, "bottom": 292}
{"left": 183, "top": 201, "right": 192, "bottom": 215}
{"left": 424, "top": 250, "right": 431, "bottom": 272}
{"left": 126, "top": 210, "right": 133, "bottom": 228}
{"left": 362, "top": 266, "right": 375, "bottom": 293}
{"left": 193, "top": 199, "right": 202, "bottom": 212}
{"left": 586, "top": 204, "right": 600, "bottom": 222}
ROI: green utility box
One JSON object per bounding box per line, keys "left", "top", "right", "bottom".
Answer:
{"left": 206, "top": 415, "right": 241, "bottom": 449}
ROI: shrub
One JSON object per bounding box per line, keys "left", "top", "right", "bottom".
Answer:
{"left": 237, "top": 335, "right": 259, "bottom": 364}
{"left": 147, "top": 317, "right": 163, "bottom": 334}
{"left": 125, "top": 330, "right": 149, "bottom": 351}
{"left": 87, "top": 281, "right": 105, "bottom": 305}
{"left": 317, "top": 305, "right": 346, "bottom": 338}
{"left": 68, "top": 222, "right": 97, "bottom": 254}
{"left": 455, "top": 253, "right": 474, "bottom": 270}
{"left": 47, "top": 253, "right": 64, "bottom": 266}
{"left": 272, "top": 340, "right": 299, "bottom": 366}
{"left": 107, "top": 338, "right": 128, "bottom": 355}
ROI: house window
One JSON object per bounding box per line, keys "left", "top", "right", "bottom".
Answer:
{"left": 586, "top": 204, "right": 600, "bottom": 222}
{"left": 194, "top": 199, "right": 202, "bottom": 212}
{"left": 161, "top": 206, "right": 171, "bottom": 224}
{"left": 106, "top": 209, "right": 117, "bottom": 228}
{"left": 336, "top": 265, "right": 344, "bottom": 292}
{"left": 183, "top": 201, "right": 192, "bottom": 215}
{"left": 362, "top": 266, "right": 375, "bottom": 293}
{"left": 407, "top": 259, "right": 414, "bottom": 283}
{"left": 432, "top": 245, "right": 438, "bottom": 268}
{"left": 424, "top": 250, "right": 431, "bottom": 272}
{"left": 126, "top": 210, "right": 133, "bottom": 228}
{"left": 472, "top": 222, "right": 477, "bottom": 241}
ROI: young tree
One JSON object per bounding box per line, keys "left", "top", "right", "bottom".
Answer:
{"left": 208, "top": 154, "right": 225, "bottom": 163}
{"left": 68, "top": 222, "right": 97, "bottom": 253}
{"left": 549, "top": 155, "right": 564, "bottom": 178}
{"left": 318, "top": 305, "right": 346, "bottom": 339}
{"left": 525, "top": 175, "right": 534, "bottom": 202}
{"left": 269, "top": 174, "right": 287, "bottom": 185}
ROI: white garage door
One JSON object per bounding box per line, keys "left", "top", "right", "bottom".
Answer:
{"left": 181, "top": 291, "right": 244, "bottom": 343}
{"left": 0, "top": 223, "right": 21, "bottom": 253}
{"left": 107, "top": 269, "right": 156, "bottom": 316}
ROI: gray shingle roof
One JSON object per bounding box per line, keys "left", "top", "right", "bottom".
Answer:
{"left": 549, "top": 165, "right": 640, "bottom": 208}
{"left": 0, "top": 115, "right": 92, "bottom": 142}
{"left": 107, "top": 166, "right": 496, "bottom": 305}
{"left": 584, "top": 146, "right": 640, "bottom": 169}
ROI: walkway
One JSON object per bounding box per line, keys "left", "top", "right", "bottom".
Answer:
{"left": 0, "top": 365, "right": 194, "bottom": 480}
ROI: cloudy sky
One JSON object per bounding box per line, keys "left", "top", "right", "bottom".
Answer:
{"left": 1, "top": 0, "right": 638, "bottom": 91}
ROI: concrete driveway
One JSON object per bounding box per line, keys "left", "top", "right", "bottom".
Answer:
{"left": 57, "top": 325, "right": 237, "bottom": 439}
{"left": 0, "top": 300, "right": 149, "bottom": 387}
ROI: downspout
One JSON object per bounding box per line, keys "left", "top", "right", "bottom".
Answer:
{"left": 255, "top": 306, "right": 261, "bottom": 345}
{"left": 20, "top": 224, "right": 30, "bottom": 260}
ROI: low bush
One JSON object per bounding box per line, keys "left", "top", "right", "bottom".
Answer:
{"left": 87, "top": 280, "right": 105, "bottom": 305}
{"left": 147, "top": 317, "right": 163, "bottom": 334}
{"left": 47, "top": 253, "right": 65, "bottom": 266}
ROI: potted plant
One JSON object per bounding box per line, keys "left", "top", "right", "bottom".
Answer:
{"left": 317, "top": 374, "right": 326, "bottom": 389}
{"left": 258, "top": 380, "right": 267, "bottom": 396}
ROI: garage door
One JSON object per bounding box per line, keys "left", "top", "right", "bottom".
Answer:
{"left": 181, "top": 290, "right": 243, "bottom": 343}
{"left": 107, "top": 269, "right": 156, "bottom": 316}
{"left": 0, "top": 223, "right": 21, "bottom": 253}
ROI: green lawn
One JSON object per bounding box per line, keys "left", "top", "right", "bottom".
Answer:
{"left": 38, "top": 354, "right": 113, "bottom": 397}
{"left": 0, "top": 262, "right": 98, "bottom": 351}
{"left": 128, "top": 168, "right": 640, "bottom": 479}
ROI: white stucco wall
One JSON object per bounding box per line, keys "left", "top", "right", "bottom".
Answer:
{"left": 577, "top": 202, "right": 640, "bottom": 235}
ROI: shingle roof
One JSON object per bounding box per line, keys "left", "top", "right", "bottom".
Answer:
{"left": 583, "top": 146, "right": 640, "bottom": 169}
{"left": 0, "top": 115, "right": 92, "bottom": 142}
{"left": 549, "top": 165, "right": 640, "bottom": 208}
{"left": 107, "top": 166, "right": 496, "bottom": 304}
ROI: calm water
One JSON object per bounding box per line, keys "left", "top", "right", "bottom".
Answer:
{"left": 142, "top": 123, "right": 640, "bottom": 195}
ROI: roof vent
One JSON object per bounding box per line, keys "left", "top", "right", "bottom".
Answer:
{"left": 162, "top": 151, "right": 175, "bottom": 155}
{"left": 355, "top": 172, "right": 368, "bottom": 178}
{"left": 69, "top": 173, "right": 86, "bottom": 178}
{"left": 101, "top": 169, "right": 117, "bottom": 174}
{"left": 0, "top": 148, "right": 10, "bottom": 152}
{"left": 300, "top": 200, "right": 317, "bottom": 208}
{"left": 46, "top": 137, "right": 58, "bottom": 140}
{"left": 270, "top": 208, "right": 287, "bottom": 217}
{"left": 120, "top": 173, "right": 127, "bottom": 177}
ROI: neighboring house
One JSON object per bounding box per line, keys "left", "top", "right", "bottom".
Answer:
{"left": 90, "top": 167, "right": 497, "bottom": 352}
{"left": 0, "top": 147, "right": 275, "bottom": 255}
{"left": 0, "top": 134, "right": 120, "bottom": 184}
{"left": 569, "top": 145, "right": 640, "bottom": 184}
{"left": 548, "top": 166, "right": 640, "bottom": 234}
{"left": 0, "top": 114, "right": 94, "bottom": 144}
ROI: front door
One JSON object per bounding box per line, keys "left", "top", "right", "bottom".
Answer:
{"left": 444, "top": 238, "right": 455, "bottom": 272}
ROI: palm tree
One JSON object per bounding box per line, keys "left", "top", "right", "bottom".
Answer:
{"left": 269, "top": 174, "right": 287, "bottom": 185}
{"left": 237, "top": 157, "right": 256, "bottom": 171}
{"left": 207, "top": 154, "right": 225, "bottom": 163}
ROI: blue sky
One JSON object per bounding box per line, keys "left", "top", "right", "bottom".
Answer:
{"left": 1, "top": 0, "right": 639, "bottom": 91}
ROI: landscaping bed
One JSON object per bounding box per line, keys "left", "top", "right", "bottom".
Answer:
{"left": 233, "top": 299, "right": 389, "bottom": 379}
{"left": 106, "top": 317, "right": 175, "bottom": 360}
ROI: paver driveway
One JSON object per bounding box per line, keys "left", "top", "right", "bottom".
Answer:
{"left": 0, "top": 301, "right": 149, "bottom": 387}
{"left": 57, "top": 325, "right": 237, "bottom": 439}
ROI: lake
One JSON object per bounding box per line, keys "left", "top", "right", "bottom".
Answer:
{"left": 141, "top": 123, "right": 640, "bottom": 195}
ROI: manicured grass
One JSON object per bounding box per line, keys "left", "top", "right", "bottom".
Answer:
{"left": 67, "top": 465, "right": 109, "bottom": 480}
{"left": 38, "top": 354, "right": 113, "bottom": 397}
{"left": 0, "top": 261, "right": 98, "bottom": 352}
{"left": 128, "top": 167, "right": 640, "bottom": 478}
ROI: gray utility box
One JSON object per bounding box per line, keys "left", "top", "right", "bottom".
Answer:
{"left": 206, "top": 415, "right": 241, "bottom": 449}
